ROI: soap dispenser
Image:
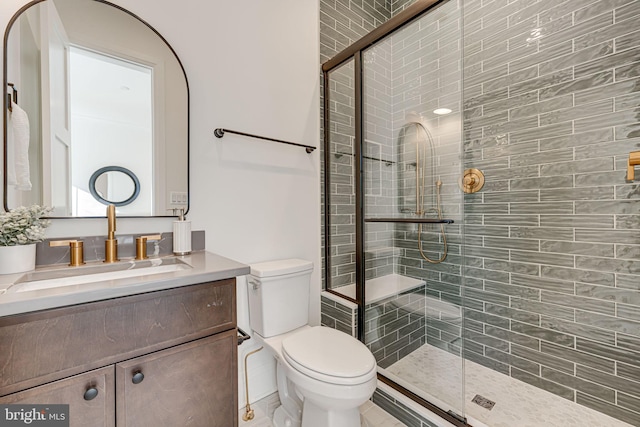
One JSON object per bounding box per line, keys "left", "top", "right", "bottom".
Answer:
{"left": 172, "top": 208, "right": 191, "bottom": 255}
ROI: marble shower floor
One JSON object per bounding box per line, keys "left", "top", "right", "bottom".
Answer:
{"left": 386, "top": 344, "right": 633, "bottom": 427}
{"left": 238, "top": 392, "right": 407, "bottom": 427}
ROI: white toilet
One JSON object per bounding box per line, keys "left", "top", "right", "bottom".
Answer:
{"left": 247, "top": 259, "right": 377, "bottom": 427}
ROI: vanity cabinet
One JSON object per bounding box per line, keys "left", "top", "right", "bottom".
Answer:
{"left": 0, "top": 279, "right": 238, "bottom": 427}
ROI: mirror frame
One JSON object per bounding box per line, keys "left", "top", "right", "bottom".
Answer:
{"left": 88, "top": 165, "right": 140, "bottom": 207}
{"left": 2, "top": 0, "right": 190, "bottom": 218}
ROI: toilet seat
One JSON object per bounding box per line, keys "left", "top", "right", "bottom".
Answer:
{"left": 281, "top": 326, "right": 376, "bottom": 386}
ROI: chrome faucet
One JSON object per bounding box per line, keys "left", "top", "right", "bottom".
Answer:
{"left": 104, "top": 204, "right": 119, "bottom": 263}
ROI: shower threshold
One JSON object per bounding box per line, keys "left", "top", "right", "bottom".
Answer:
{"left": 384, "top": 344, "right": 634, "bottom": 427}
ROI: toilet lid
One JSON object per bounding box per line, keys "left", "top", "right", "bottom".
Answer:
{"left": 281, "top": 326, "right": 376, "bottom": 382}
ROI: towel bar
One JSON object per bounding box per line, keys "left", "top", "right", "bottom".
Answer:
{"left": 214, "top": 128, "right": 316, "bottom": 153}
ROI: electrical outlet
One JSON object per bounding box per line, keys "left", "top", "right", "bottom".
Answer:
{"left": 170, "top": 192, "right": 188, "bottom": 205}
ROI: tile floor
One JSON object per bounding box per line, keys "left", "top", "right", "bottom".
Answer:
{"left": 386, "top": 343, "right": 633, "bottom": 427}
{"left": 238, "top": 342, "right": 638, "bottom": 427}
{"left": 238, "top": 392, "right": 407, "bottom": 427}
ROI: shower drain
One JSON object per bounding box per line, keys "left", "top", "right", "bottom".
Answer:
{"left": 472, "top": 394, "right": 496, "bottom": 410}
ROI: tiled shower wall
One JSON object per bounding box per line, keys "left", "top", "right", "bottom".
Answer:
{"left": 324, "top": 0, "right": 640, "bottom": 425}
{"left": 320, "top": 0, "right": 391, "bottom": 64}
{"left": 363, "top": 34, "right": 406, "bottom": 282}
{"left": 324, "top": 0, "right": 465, "bottom": 290}
{"left": 365, "top": 285, "right": 430, "bottom": 367}
{"left": 462, "top": 0, "right": 640, "bottom": 424}
{"left": 321, "top": 0, "right": 392, "bottom": 290}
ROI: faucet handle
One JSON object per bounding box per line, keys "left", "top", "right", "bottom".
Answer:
{"left": 135, "top": 234, "right": 162, "bottom": 260}
{"left": 627, "top": 151, "right": 640, "bottom": 182}
{"left": 49, "top": 240, "right": 85, "bottom": 267}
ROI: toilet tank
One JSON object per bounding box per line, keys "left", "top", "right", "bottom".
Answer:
{"left": 247, "top": 259, "right": 313, "bottom": 338}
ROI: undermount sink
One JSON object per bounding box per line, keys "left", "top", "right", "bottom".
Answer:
{"left": 7, "top": 257, "right": 191, "bottom": 293}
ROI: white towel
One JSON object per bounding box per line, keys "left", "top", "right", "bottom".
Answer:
{"left": 8, "top": 100, "right": 32, "bottom": 191}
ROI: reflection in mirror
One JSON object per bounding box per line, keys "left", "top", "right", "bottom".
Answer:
{"left": 88, "top": 166, "right": 140, "bottom": 212}
{"left": 4, "top": 0, "right": 189, "bottom": 217}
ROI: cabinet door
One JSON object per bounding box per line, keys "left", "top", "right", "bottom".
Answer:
{"left": 116, "top": 330, "right": 238, "bottom": 427}
{"left": 0, "top": 365, "right": 115, "bottom": 427}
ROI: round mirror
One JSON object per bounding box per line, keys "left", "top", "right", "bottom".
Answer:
{"left": 89, "top": 166, "right": 140, "bottom": 207}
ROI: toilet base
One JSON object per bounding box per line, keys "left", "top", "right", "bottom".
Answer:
{"left": 272, "top": 361, "right": 303, "bottom": 427}
{"left": 273, "top": 404, "right": 301, "bottom": 427}
{"left": 301, "top": 398, "right": 361, "bottom": 427}
{"left": 272, "top": 399, "right": 361, "bottom": 427}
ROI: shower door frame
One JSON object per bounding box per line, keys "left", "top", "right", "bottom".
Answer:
{"left": 322, "top": 1, "right": 469, "bottom": 426}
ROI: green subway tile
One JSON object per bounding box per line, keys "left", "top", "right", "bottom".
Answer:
{"left": 542, "top": 367, "right": 615, "bottom": 403}
{"left": 577, "top": 392, "right": 640, "bottom": 425}
{"left": 544, "top": 292, "right": 616, "bottom": 318}
{"left": 576, "top": 365, "right": 640, "bottom": 398}
{"left": 542, "top": 341, "right": 615, "bottom": 373}
{"left": 542, "top": 265, "right": 614, "bottom": 286}
{"left": 511, "top": 297, "right": 575, "bottom": 321}
{"left": 540, "top": 316, "right": 615, "bottom": 345}
{"left": 511, "top": 368, "right": 575, "bottom": 400}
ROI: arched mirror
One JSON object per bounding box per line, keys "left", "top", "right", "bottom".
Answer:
{"left": 3, "top": 0, "right": 189, "bottom": 217}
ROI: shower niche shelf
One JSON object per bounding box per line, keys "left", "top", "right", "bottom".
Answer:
{"left": 365, "top": 217, "right": 454, "bottom": 224}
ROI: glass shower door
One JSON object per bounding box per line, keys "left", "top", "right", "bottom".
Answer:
{"left": 322, "top": 0, "right": 468, "bottom": 423}
{"left": 361, "top": 0, "right": 466, "bottom": 421}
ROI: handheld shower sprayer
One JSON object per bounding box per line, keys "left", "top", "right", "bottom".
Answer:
{"left": 405, "top": 122, "right": 448, "bottom": 264}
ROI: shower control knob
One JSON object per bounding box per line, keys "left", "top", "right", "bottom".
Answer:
{"left": 460, "top": 168, "right": 485, "bottom": 194}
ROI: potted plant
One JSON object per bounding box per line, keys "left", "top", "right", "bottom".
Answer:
{"left": 0, "top": 205, "right": 52, "bottom": 274}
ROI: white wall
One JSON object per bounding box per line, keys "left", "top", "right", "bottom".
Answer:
{"left": 0, "top": 0, "right": 321, "bottom": 408}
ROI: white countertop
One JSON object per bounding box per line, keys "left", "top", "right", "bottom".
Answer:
{"left": 0, "top": 251, "right": 249, "bottom": 317}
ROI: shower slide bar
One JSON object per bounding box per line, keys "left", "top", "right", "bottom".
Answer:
{"left": 214, "top": 128, "right": 316, "bottom": 153}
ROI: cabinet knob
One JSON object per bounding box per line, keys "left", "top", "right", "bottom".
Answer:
{"left": 83, "top": 387, "right": 99, "bottom": 401}
{"left": 132, "top": 371, "right": 144, "bottom": 384}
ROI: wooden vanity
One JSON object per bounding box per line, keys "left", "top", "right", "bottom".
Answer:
{"left": 0, "top": 276, "right": 240, "bottom": 426}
